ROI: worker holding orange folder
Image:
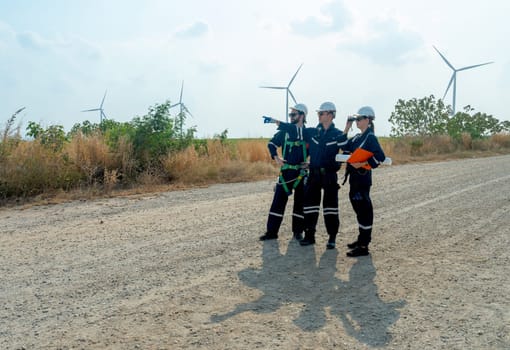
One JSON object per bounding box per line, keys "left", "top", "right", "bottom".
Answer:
{"left": 341, "top": 106, "right": 386, "bottom": 257}
{"left": 346, "top": 148, "right": 375, "bottom": 170}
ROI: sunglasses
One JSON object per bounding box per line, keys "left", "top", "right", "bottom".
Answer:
{"left": 289, "top": 112, "right": 299, "bottom": 117}
{"left": 317, "top": 111, "right": 330, "bottom": 116}
{"left": 355, "top": 115, "right": 369, "bottom": 121}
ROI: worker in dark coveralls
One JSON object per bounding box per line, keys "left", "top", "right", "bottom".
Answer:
{"left": 260, "top": 103, "right": 309, "bottom": 242}
{"left": 341, "top": 106, "right": 386, "bottom": 257}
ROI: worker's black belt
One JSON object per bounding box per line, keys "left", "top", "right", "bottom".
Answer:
{"left": 310, "top": 167, "right": 336, "bottom": 175}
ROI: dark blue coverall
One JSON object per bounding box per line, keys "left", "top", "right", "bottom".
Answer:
{"left": 265, "top": 125, "right": 307, "bottom": 238}
{"left": 342, "top": 128, "right": 386, "bottom": 247}
{"left": 279, "top": 122, "right": 347, "bottom": 243}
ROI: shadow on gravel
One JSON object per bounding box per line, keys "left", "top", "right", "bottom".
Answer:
{"left": 211, "top": 239, "right": 406, "bottom": 347}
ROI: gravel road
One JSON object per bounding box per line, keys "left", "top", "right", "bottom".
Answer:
{"left": 1, "top": 155, "right": 509, "bottom": 349}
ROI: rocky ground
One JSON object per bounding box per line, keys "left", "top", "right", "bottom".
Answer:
{"left": 1, "top": 155, "right": 509, "bottom": 349}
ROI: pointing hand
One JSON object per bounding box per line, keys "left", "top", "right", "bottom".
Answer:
{"left": 262, "top": 116, "right": 275, "bottom": 124}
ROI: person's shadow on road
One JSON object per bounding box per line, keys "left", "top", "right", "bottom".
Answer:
{"left": 211, "top": 239, "right": 406, "bottom": 347}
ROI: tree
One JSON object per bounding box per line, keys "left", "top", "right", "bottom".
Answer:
{"left": 447, "top": 105, "right": 504, "bottom": 139}
{"left": 389, "top": 95, "right": 450, "bottom": 137}
{"left": 26, "top": 121, "right": 67, "bottom": 152}
{"left": 131, "top": 100, "right": 196, "bottom": 169}
{"left": 501, "top": 120, "right": 510, "bottom": 132}
{"left": 69, "top": 120, "right": 99, "bottom": 136}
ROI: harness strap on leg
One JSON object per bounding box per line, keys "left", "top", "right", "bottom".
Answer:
{"left": 279, "top": 174, "right": 291, "bottom": 195}
{"left": 292, "top": 169, "right": 307, "bottom": 189}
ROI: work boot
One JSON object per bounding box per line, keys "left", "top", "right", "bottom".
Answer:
{"left": 259, "top": 232, "right": 278, "bottom": 241}
{"left": 326, "top": 236, "right": 336, "bottom": 249}
{"left": 347, "top": 240, "right": 359, "bottom": 249}
{"left": 300, "top": 229, "right": 315, "bottom": 246}
{"left": 346, "top": 246, "right": 369, "bottom": 257}
{"left": 299, "top": 236, "right": 315, "bottom": 246}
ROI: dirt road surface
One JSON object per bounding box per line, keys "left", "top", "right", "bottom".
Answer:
{"left": 1, "top": 155, "right": 509, "bottom": 349}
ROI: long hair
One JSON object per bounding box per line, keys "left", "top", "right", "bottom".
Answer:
{"left": 368, "top": 119, "right": 375, "bottom": 133}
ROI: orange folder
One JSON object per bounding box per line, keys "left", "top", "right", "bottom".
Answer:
{"left": 347, "top": 148, "right": 374, "bottom": 170}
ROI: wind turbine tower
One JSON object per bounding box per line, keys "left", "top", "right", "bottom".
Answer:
{"left": 260, "top": 64, "right": 303, "bottom": 122}
{"left": 81, "top": 90, "right": 108, "bottom": 123}
{"left": 433, "top": 46, "right": 493, "bottom": 115}
{"left": 170, "top": 81, "right": 193, "bottom": 139}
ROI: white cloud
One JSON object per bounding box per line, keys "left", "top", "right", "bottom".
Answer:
{"left": 15, "top": 30, "right": 102, "bottom": 62}
{"left": 291, "top": 0, "right": 351, "bottom": 36}
{"left": 175, "top": 21, "right": 209, "bottom": 39}
{"left": 291, "top": 17, "right": 332, "bottom": 37}
{"left": 340, "top": 19, "right": 423, "bottom": 66}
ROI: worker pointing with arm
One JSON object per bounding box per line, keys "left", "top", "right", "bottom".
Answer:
{"left": 260, "top": 103, "right": 309, "bottom": 242}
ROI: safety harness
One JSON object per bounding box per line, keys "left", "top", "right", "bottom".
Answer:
{"left": 279, "top": 134, "right": 308, "bottom": 195}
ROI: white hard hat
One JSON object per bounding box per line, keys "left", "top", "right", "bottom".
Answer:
{"left": 356, "top": 106, "right": 375, "bottom": 119}
{"left": 316, "top": 101, "right": 336, "bottom": 112}
{"left": 290, "top": 103, "right": 308, "bottom": 116}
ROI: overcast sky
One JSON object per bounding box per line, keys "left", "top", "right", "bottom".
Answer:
{"left": 1, "top": 0, "right": 509, "bottom": 138}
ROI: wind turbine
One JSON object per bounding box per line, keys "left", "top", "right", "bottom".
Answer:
{"left": 433, "top": 46, "right": 493, "bottom": 115}
{"left": 81, "top": 90, "right": 108, "bottom": 123}
{"left": 260, "top": 63, "right": 303, "bottom": 122}
{"left": 170, "top": 81, "right": 193, "bottom": 139}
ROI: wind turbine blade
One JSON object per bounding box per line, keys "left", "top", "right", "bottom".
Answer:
{"left": 288, "top": 89, "right": 297, "bottom": 104}
{"left": 82, "top": 108, "right": 100, "bottom": 112}
{"left": 179, "top": 81, "right": 184, "bottom": 103}
{"left": 443, "top": 73, "right": 455, "bottom": 100}
{"left": 170, "top": 103, "right": 180, "bottom": 108}
{"left": 101, "top": 111, "right": 108, "bottom": 120}
{"left": 260, "top": 86, "right": 286, "bottom": 90}
{"left": 100, "top": 90, "right": 107, "bottom": 108}
{"left": 433, "top": 46, "right": 455, "bottom": 71}
{"left": 457, "top": 61, "right": 494, "bottom": 71}
{"left": 15, "top": 107, "right": 26, "bottom": 114}
{"left": 288, "top": 63, "right": 303, "bottom": 87}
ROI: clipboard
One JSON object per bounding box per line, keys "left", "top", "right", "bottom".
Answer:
{"left": 336, "top": 152, "right": 392, "bottom": 167}
{"left": 347, "top": 148, "right": 374, "bottom": 170}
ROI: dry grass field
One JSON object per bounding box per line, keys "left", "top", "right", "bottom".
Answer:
{"left": 1, "top": 155, "right": 509, "bottom": 349}
{"left": 2, "top": 133, "right": 510, "bottom": 204}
